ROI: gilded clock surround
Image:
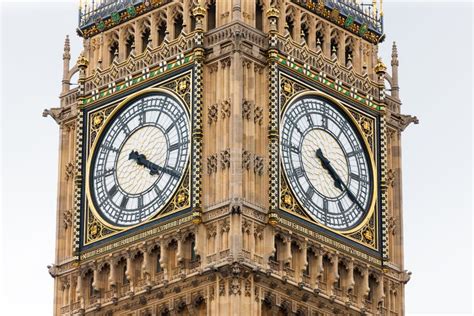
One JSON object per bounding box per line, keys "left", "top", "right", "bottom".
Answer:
{"left": 276, "top": 74, "right": 381, "bottom": 254}
{"left": 81, "top": 74, "right": 195, "bottom": 248}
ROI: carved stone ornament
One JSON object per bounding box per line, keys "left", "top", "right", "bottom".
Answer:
{"left": 242, "top": 99, "right": 253, "bottom": 120}
{"left": 242, "top": 150, "right": 252, "bottom": 170}
{"left": 230, "top": 278, "right": 241, "bottom": 295}
{"left": 208, "top": 103, "right": 218, "bottom": 124}
{"left": 254, "top": 155, "right": 264, "bottom": 176}
{"left": 254, "top": 106, "right": 263, "bottom": 125}
{"left": 65, "top": 162, "right": 75, "bottom": 180}
{"left": 220, "top": 148, "right": 230, "bottom": 170}
{"left": 63, "top": 209, "right": 72, "bottom": 229}
{"left": 221, "top": 99, "right": 231, "bottom": 118}
{"left": 207, "top": 154, "right": 218, "bottom": 175}
{"left": 219, "top": 279, "right": 226, "bottom": 296}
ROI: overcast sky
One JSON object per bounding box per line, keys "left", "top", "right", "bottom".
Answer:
{"left": 0, "top": 0, "right": 472, "bottom": 314}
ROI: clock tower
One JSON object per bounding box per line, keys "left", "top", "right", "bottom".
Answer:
{"left": 46, "top": 0, "right": 416, "bottom": 315}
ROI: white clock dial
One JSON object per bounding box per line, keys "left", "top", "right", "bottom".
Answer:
{"left": 89, "top": 92, "right": 190, "bottom": 227}
{"left": 281, "top": 96, "right": 374, "bottom": 230}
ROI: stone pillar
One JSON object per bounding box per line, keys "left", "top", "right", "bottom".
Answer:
{"left": 323, "top": 25, "right": 331, "bottom": 58}
{"left": 61, "top": 35, "right": 71, "bottom": 93}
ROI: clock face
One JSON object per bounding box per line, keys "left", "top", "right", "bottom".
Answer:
{"left": 88, "top": 92, "right": 190, "bottom": 227}
{"left": 281, "top": 96, "right": 374, "bottom": 231}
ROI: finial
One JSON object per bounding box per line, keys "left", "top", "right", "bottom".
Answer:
{"left": 77, "top": 53, "right": 89, "bottom": 69}
{"left": 331, "top": 45, "right": 337, "bottom": 61}
{"left": 300, "top": 30, "right": 306, "bottom": 45}
{"left": 380, "top": 0, "right": 384, "bottom": 17}
{"left": 284, "top": 23, "right": 290, "bottom": 37}
{"left": 374, "top": 57, "right": 387, "bottom": 76}
{"left": 346, "top": 53, "right": 353, "bottom": 68}
{"left": 391, "top": 41, "right": 399, "bottom": 66}
{"left": 316, "top": 38, "right": 322, "bottom": 52}
{"left": 63, "top": 35, "right": 71, "bottom": 60}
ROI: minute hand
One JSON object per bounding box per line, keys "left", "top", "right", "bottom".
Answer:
{"left": 315, "top": 149, "right": 364, "bottom": 211}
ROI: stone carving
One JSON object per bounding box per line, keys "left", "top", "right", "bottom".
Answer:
{"left": 254, "top": 155, "right": 264, "bottom": 176}
{"left": 208, "top": 103, "right": 218, "bottom": 124}
{"left": 65, "top": 162, "right": 75, "bottom": 180}
{"left": 221, "top": 98, "right": 231, "bottom": 118}
{"left": 254, "top": 106, "right": 263, "bottom": 125}
{"left": 63, "top": 209, "right": 72, "bottom": 229}
{"left": 242, "top": 99, "right": 253, "bottom": 120}
{"left": 244, "top": 279, "right": 251, "bottom": 297}
{"left": 207, "top": 154, "right": 218, "bottom": 175}
{"left": 242, "top": 150, "right": 252, "bottom": 170}
{"left": 220, "top": 148, "right": 230, "bottom": 170}
{"left": 387, "top": 169, "right": 396, "bottom": 187}
{"left": 219, "top": 279, "right": 226, "bottom": 296}
{"left": 229, "top": 278, "right": 241, "bottom": 295}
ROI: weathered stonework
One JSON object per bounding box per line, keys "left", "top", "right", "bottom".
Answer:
{"left": 47, "top": 1, "right": 413, "bottom": 315}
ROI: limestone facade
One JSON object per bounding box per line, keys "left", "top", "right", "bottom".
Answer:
{"left": 46, "top": 1, "right": 415, "bottom": 315}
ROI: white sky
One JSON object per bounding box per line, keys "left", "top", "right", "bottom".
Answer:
{"left": 0, "top": 0, "right": 472, "bottom": 315}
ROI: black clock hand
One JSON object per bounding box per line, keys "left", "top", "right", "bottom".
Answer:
{"left": 129, "top": 150, "right": 181, "bottom": 178}
{"left": 315, "top": 149, "right": 364, "bottom": 211}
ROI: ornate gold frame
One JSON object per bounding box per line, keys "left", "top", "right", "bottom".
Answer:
{"left": 279, "top": 90, "right": 379, "bottom": 236}
{"left": 85, "top": 87, "right": 192, "bottom": 232}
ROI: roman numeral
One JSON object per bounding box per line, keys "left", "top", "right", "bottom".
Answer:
{"left": 305, "top": 187, "right": 314, "bottom": 200}
{"left": 108, "top": 184, "right": 118, "bottom": 198}
{"left": 306, "top": 114, "right": 314, "bottom": 128}
{"left": 168, "top": 141, "right": 185, "bottom": 152}
{"left": 347, "top": 148, "right": 363, "bottom": 157}
{"left": 350, "top": 172, "right": 363, "bottom": 182}
{"left": 165, "top": 123, "right": 175, "bottom": 133}
{"left": 294, "top": 166, "right": 305, "bottom": 178}
{"left": 120, "top": 196, "right": 129, "bottom": 209}
{"left": 96, "top": 168, "right": 115, "bottom": 179}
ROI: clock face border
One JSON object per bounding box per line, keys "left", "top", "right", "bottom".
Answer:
{"left": 276, "top": 69, "right": 383, "bottom": 256}
{"left": 85, "top": 88, "right": 191, "bottom": 230}
{"left": 279, "top": 91, "right": 378, "bottom": 233}
{"left": 79, "top": 69, "right": 195, "bottom": 251}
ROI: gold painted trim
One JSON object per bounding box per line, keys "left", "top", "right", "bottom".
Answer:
{"left": 279, "top": 90, "right": 379, "bottom": 235}
{"left": 85, "top": 87, "right": 192, "bottom": 231}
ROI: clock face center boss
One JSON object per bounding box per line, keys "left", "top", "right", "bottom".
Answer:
{"left": 87, "top": 91, "right": 190, "bottom": 227}
{"left": 281, "top": 94, "right": 376, "bottom": 231}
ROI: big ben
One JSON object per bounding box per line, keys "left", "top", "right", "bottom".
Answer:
{"left": 46, "top": 0, "right": 416, "bottom": 315}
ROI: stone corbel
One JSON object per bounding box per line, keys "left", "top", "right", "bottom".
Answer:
{"left": 375, "top": 274, "right": 385, "bottom": 309}
{"left": 361, "top": 265, "right": 370, "bottom": 300}
{"left": 142, "top": 244, "right": 152, "bottom": 286}
{"left": 328, "top": 252, "right": 339, "bottom": 296}
{"left": 314, "top": 248, "right": 324, "bottom": 291}
{"left": 92, "top": 262, "right": 100, "bottom": 292}
{"left": 346, "top": 259, "right": 355, "bottom": 295}
{"left": 125, "top": 251, "right": 133, "bottom": 291}
{"left": 160, "top": 237, "right": 168, "bottom": 280}
{"left": 300, "top": 239, "right": 308, "bottom": 281}
{"left": 283, "top": 235, "right": 292, "bottom": 266}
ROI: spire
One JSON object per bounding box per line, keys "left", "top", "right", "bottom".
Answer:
{"left": 62, "top": 35, "right": 71, "bottom": 94}
{"left": 391, "top": 41, "right": 400, "bottom": 99}
{"left": 391, "top": 41, "right": 399, "bottom": 67}
{"left": 63, "top": 35, "right": 71, "bottom": 60}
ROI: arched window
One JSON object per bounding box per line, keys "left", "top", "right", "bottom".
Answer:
{"left": 141, "top": 27, "right": 151, "bottom": 52}
{"left": 125, "top": 35, "right": 134, "bottom": 57}
{"left": 174, "top": 13, "right": 183, "bottom": 38}
{"left": 122, "top": 264, "right": 129, "bottom": 284}
{"left": 157, "top": 20, "right": 167, "bottom": 45}
{"left": 109, "top": 41, "right": 118, "bottom": 64}
{"left": 286, "top": 15, "right": 294, "bottom": 39}
{"left": 207, "top": 0, "right": 216, "bottom": 30}
{"left": 255, "top": 0, "right": 264, "bottom": 31}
